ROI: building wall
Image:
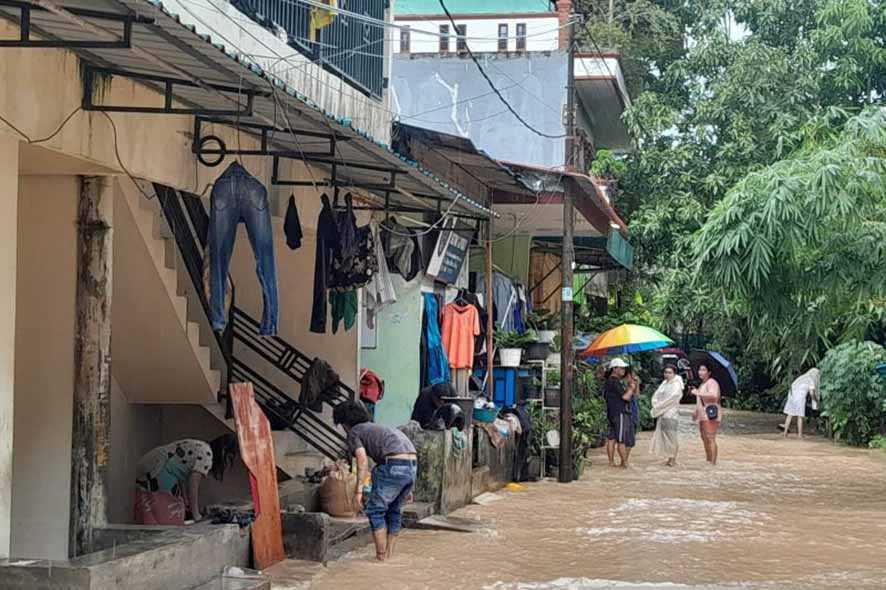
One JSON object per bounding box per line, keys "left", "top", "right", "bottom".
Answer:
{"left": 391, "top": 52, "right": 568, "bottom": 168}
{"left": 394, "top": 15, "right": 560, "bottom": 54}
{"left": 10, "top": 175, "right": 78, "bottom": 560}
{"left": 361, "top": 275, "right": 424, "bottom": 427}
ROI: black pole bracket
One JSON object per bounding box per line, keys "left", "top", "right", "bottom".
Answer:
{"left": 0, "top": 1, "right": 153, "bottom": 48}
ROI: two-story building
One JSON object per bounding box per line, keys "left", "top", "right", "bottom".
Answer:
{"left": 0, "top": 0, "right": 497, "bottom": 576}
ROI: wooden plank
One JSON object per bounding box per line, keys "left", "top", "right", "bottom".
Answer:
{"left": 230, "top": 382, "right": 285, "bottom": 569}
{"left": 69, "top": 176, "right": 113, "bottom": 557}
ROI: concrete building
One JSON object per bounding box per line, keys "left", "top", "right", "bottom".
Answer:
{"left": 392, "top": 0, "right": 634, "bottom": 313}
{"left": 0, "top": 0, "right": 494, "bottom": 577}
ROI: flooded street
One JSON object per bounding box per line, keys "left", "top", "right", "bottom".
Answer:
{"left": 294, "top": 409, "right": 886, "bottom": 589}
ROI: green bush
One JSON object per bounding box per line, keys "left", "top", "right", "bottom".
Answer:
{"left": 869, "top": 435, "right": 886, "bottom": 451}
{"left": 819, "top": 341, "right": 886, "bottom": 447}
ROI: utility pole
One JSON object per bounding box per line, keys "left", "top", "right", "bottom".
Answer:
{"left": 559, "top": 13, "right": 577, "bottom": 484}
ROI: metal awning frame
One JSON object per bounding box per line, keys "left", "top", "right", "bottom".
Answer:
{"left": 0, "top": 0, "right": 152, "bottom": 48}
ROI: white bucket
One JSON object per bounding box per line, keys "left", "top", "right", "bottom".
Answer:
{"left": 499, "top": 348, "right": 522, "bottom": 367}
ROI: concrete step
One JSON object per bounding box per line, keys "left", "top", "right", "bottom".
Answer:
{"left": 189, "top": 567, "right": 269, "bottom": 590}
{"left": 402, "top": 501, "right": 435, "bottom": 526}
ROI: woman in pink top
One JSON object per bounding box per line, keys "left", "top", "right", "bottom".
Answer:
{"left": 691, "top": 363, "right": 722, "bottom": 465}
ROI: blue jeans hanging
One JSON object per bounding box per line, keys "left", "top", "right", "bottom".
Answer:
{"left": 208, "top": 162, "right": 278, "bottom": 336}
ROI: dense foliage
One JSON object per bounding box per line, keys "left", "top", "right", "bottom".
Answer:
{"left": 818, "top": 341, "right": 886, "bottom": 446}
{"left": 576, "top": 0, "right": 886, "bottom": 399}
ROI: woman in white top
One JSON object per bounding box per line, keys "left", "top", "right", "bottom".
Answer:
{"left": 650, "top": 364, "right": 684, "bottom": 466}
{"left": 782, "top": 368, "right": 820, "bottom": 439}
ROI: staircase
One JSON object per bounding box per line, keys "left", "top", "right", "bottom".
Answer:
{"left": 115, "top": 177, "right": 350, "bottom": 470}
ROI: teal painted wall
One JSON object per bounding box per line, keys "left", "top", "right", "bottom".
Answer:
{"left": 361, "top": 276, "right": 423, "bottom": 427}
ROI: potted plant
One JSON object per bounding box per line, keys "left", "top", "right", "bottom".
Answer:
{"left": 545, "top": 368, "right": 561, "bottom": 407}
{"left": 495, "top": 331, "right": 534, "bottom": 367}
{"left": 527, "top": 310, "right": 559, "bottom": 344}
{"left": 571, "top": 393, "right": 608, "bottom": 478}
{"left": 524, "top": 377, "right": 543, "bottom": 400}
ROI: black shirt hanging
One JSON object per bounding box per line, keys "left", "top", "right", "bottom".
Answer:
{"left": 284, "top": 194, "right": 303, "bottom": 250}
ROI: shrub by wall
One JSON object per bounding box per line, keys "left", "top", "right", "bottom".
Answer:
{"left": 819, "top": 341, "right": 886, "bottom": 446}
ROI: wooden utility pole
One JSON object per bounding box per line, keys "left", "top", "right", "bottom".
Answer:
{"left": 69, "top": 176, "right": 113, "bottom": 557}
{"left": 559, "top": 15, "right": 577, "bottom": 484}
{"left": 485, "top": 215, "right": 495, "bottom": 401}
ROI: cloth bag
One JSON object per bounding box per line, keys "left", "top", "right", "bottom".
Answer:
{"left": 319, "top": 461, "right": 358, "bottom": 517}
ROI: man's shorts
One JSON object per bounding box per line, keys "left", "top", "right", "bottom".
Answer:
{"left": 607, "top": 413, "right": 636, "bottom": 448}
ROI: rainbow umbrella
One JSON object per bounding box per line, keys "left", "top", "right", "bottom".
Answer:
{"left": 579, "top": 324, "right": 674, "bottom": 358}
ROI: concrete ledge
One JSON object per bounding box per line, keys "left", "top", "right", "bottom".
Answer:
{"left": 0, "top": 524, "right": 249, "bottom": 590}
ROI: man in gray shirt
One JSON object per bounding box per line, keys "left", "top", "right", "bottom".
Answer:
{"left": 333, "top": 401, "right": 417, "bottom": 561}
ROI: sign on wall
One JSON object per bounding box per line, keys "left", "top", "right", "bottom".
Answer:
{"left": 426, "top": 218, "right": 473, "bottom": 285}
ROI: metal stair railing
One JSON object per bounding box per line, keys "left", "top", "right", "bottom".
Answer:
{"left": 152, "top": 183, "right": 348, "bottom": 460}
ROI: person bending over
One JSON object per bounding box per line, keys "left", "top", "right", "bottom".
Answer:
{"left": 333, "top": 401, "right": 418, "bottom": 561}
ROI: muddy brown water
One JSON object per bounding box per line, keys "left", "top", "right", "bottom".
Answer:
{"left": 304, "top": 409, "right": 886, "bottom": 589}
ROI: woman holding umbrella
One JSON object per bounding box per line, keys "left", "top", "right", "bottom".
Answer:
{"left": 691, "top": 363, "right": 722, "bottom": 465}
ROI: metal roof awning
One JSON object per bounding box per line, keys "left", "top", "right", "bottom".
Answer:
{"left": 392, "top": 122, "right": 535, "bottom": 200}
{"left": 492, "top": 160, "right": 628, "bottom": 236}
{"left": 0, "top": 0, "right": 496, "bottom": 220}
{"left": 533, "top": 232, "right": 634, "bottom": 271}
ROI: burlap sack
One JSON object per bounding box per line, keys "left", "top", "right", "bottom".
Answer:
{"left": 319, "top": 461, "right": 358, "bottom": 517}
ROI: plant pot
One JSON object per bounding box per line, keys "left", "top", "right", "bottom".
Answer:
{"left": 524, "top": 385, "right": 542, "bottom": 401}
{"left": 525, "top": 342, "right": 551, "bottom": 361}
{"left": 499, "top": 348, "right": 522, "bottom": 367}
{"left": 544, "top": 387, "right": 560, "bottom": 408}
{"left": 537, "top": 330, "right": 556, "bottom": 344}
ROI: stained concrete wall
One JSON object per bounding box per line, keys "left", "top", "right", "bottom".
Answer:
{"left": 10, "top": 175, "right": 78, "bottom": 560}
{"left": 405, "top": 429, "right": 472, "bottom": 514}
{"left": 361, "top": 275, "right": 424, "bottom": 428}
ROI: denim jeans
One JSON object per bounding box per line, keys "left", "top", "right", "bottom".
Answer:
{"left": 208, "top": 162, "right": 278, "bottom": 335}
{"left": 365, "top": 460, "right": 417, "bottom": 534}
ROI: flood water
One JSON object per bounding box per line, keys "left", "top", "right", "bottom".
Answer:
{"left": 303, "top": 409, "right": 886, "bottom": 589}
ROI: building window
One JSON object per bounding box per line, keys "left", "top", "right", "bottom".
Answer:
{"left": 498, "top": 23, "right": 508, "bottom": 52}
{"left": 439, "top": 24, "right": 450, "bottom": 53}
{"left": 516, "top": 23, "right": 526, "bottom": 51}
{"left": 456, "top": 24, "right": 467, "bottom": 54}
{"left": 400, "top": 26, "right": 410, "bottom": 53}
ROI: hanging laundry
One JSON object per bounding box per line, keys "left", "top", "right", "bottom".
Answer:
{"left": 330, "top": 290, "right": 357, "bottom": 334}
{"left": 300, "top": 358, "right": 341, "bottom": 412}
{"left": 441, "top": 302, "right": 480, "bottom": 369}
{"left": 209, "top": 161, "right": 278, "bottom": 336}
{"left": 380, "top": 217, "right": 423, "bottom": 281}
{"left": 283, "top": 195, "right": 303, "bottom": 250}
{"left": 476, "top": 271, "right": 517, "bottom": 332}
{"left": 359, "top": 369, "right": 385, "bottom": 404}
{"left": 422, "top": 292, "right": 450, "bottom": 385}
{"left": 309, "top": 0, "right": 337, "bottom": 42}
{"left": 462, "top": 292, "right": 489, "bottom": 357}
{"left": 310, "top": 194, "right": 340, "bottom": 334}
{"left": 364, "top": 221, "right": 397, "bottom": 328}
{"left": 330, "top": 224, "right": 377, "bottom": 292}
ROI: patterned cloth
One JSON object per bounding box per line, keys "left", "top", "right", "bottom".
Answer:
{"left": 136, "top": 439, "right": 213, "bottom": 493}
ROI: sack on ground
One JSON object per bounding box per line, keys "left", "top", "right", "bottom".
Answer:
{"left": 319, "top": 461, "right": 357, "bottom": 517}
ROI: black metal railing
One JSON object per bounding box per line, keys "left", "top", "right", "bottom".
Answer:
{"left": 153, "top": 183, "right": 348, "bottom": 460}
{"left": 232, "top": 0, "right": 385, "bottom": 99}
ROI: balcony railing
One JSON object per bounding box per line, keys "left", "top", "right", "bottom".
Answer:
{"left": 233, "top": 0, "right": 385, "bottom": 99}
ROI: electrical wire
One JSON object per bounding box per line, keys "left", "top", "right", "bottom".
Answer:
{"left": 436, "top": 0, "right": 567, "bottom": 140}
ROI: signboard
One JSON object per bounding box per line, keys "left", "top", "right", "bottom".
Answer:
{"left": 426, "top": 218, "right": 473, "bottom": 285}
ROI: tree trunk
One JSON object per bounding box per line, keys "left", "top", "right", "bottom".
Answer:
{"left": 69, "top": 176, "right": 113, "bottom": 558}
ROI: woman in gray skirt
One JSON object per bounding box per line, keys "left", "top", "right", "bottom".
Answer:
{"left": 650, "top": 364, "right": 684, "bottom": 466}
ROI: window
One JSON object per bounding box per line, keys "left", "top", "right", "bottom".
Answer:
{"left": 439, "top": 24, "right": 450, "bottom": 53}
{"left": 456, "top": 24, "right": 467, "bottom": 54}
{"left": 400, "top": 26, "right": 410, "bottom": 53}
{"left": 498, "top": 23, "right": 508, "bottom": 52}
{"left": 516, "top": 23, "right": 527, "bottom": 51}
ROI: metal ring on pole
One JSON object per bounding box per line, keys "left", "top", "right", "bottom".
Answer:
{"left": 197, "top": 135, "right": 226, "bottom": 167}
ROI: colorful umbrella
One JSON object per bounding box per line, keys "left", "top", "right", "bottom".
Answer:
{"left": 579, "top": 324, "right": 675, "bottom": 358}
{"left": 689, "top": 350, "right": 738, "bottom": 396}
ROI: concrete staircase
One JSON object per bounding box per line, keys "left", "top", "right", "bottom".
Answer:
{"left": 115, "top": 178, "right": 327, "bottom": 478}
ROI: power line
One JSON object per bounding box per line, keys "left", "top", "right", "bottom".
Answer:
{"left": 436, "top": 0, "right": 568, "bottom": 140}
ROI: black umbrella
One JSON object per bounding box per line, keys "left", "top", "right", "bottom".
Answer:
{"left": 689, "top": 350, "right": 738, "bottom": 396}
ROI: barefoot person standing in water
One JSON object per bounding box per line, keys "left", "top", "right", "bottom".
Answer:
{"left": 692, "top": 363, "right": 722, "bottom": 465}
{"left": 604, "top": 358, "right": 638, "bottom": 468}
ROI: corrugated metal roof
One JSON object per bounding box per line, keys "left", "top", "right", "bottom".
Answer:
{"left": 0, "top": 0, "right": 496, "bottom": 217}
